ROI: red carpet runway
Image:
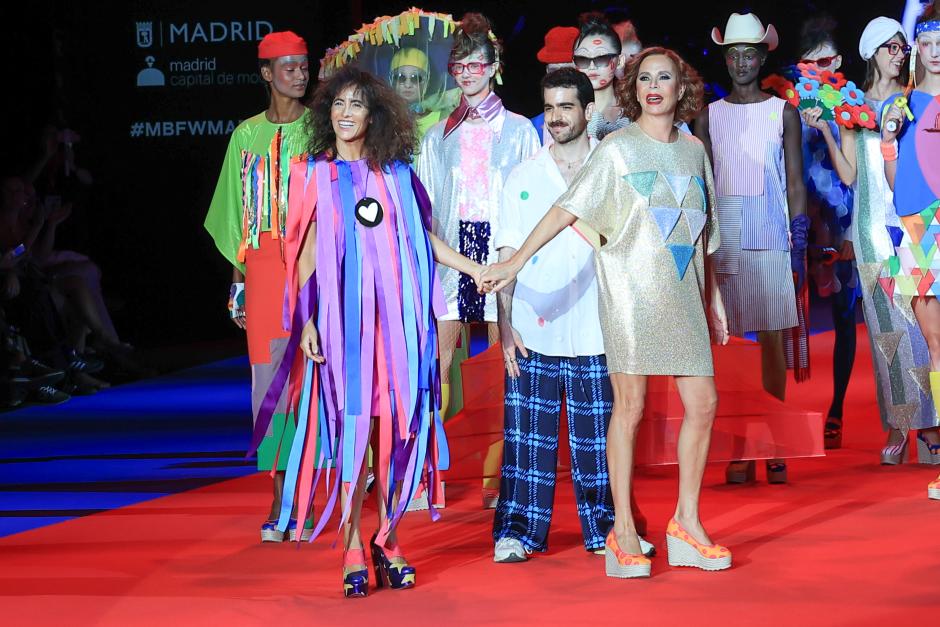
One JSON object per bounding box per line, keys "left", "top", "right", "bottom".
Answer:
{"left": 2, "top": 326, "right": 937, "bottom": 626}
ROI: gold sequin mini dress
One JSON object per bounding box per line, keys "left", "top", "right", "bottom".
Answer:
{"left": 555, "top": 123, "right": 720, "bottom": 376}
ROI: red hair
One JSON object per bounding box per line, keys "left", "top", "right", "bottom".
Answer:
{"left": 618, "top": 47, "right": 704, "bottom": 124}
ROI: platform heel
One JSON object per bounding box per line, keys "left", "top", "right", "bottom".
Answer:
{"left": 604, "top": 531, "right": 651, "bottom": 578}
{"left": 915, "top": 432, "right": 940, "bottom": 465}
{"left": 665, "top": 519, "right": 731, "bottom": 571}
{"left": 370, "top": 533, "right": 415, "bottom": 590}
{"left": 343, "top": 548, "right": 369, "bottom": 598}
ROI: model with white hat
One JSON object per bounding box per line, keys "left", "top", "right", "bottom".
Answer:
{"left": 694, "top": 12, "right": 807, "bottom": 485}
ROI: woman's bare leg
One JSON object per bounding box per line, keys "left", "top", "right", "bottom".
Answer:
{"left": 757, "top": 330, "right": 787, "bottom": 469}
{"left": 608, "top": 373, "right": 648, "bottom": 555}
{"left": 673, "top": 375, "right": 719, "bottom": 545}
{"left": 757, "top": 330, "right": 787, "bottom": 401}
{"left": 481, "top": 322, "right": 503, "bottom": 496}
{"left": 343, "top": 461, "right": 370, "bottom": 573}
{"left": 913, "top": 297, "right": 940, "bottom": 445}
{"left": 437, "top": 320, "right": 462, "bottom": 392}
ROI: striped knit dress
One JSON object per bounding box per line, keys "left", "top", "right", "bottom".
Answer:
{"left": 708, "top": 96, "right": 798, "bottom": 336}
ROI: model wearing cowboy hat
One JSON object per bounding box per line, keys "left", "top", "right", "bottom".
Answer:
{"left": 695, "top": 12, "right": 809, "bottom": 486}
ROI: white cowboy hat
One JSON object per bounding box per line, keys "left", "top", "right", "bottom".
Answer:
{"left": 711, "top": 13, "right": 779, "bottom": 51}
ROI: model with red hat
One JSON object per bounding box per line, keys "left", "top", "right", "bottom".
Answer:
{"left": 204, "top": 30, "right": 313, "bottom": 542}
{"left": 530, "top": 25, "right": 579, "bottom": 143}
{"left": 694, "top": 13, "right": 808, "bottom": 485}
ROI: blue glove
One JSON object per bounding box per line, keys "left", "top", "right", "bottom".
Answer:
{"left": 790, "top": 215, "right": 810, "bottom": 290}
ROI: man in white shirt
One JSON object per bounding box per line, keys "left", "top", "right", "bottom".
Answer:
{"left": 491, "top": 68, "right": 653, "bottom": 562}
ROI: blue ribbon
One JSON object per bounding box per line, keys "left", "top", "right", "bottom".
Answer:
{"left": 337, "top": 162, "right": 362, "bottom": 416}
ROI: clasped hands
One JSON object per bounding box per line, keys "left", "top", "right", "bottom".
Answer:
{"left": 471, "top": 260, "right": 518, "bottom": 295}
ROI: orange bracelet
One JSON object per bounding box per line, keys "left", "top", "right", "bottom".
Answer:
{"left": 880, "top": 141, "right": 898, "bottom": 162}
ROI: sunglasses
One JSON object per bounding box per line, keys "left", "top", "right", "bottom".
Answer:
{"left": 447, "top": 62, "right": 491, "bottom": 76}
{"left": 392, "top": 71, "right": 425, "bottom": 85}
{"left": 573, "top": 53, "right": 618, "bottom": 70}
{"left": 798, "top": 55, "right": 839, "bottom": 68}
{"left": 878, "top": 42, "right": 912, "bottom": 56}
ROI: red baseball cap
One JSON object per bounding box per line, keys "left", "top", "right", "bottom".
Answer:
{"left": 258, "top": 31, "right": 308, "bottom": 59}
{"left": 536, "top": 26, "right": 579, "bottom": 64}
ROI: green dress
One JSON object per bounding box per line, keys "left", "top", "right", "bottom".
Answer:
{"left": 204, "top": 110, "right": 311, "bottom": 271}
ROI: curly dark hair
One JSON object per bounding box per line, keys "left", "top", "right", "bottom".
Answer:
{"left": 305, "top": 65, "right": 416, "bottom": 169}
{"left": 451, "top": 12, "right": 501, "bottom": 64}
{"left": 618, "top": 47, "right": 704, "bottom": 124}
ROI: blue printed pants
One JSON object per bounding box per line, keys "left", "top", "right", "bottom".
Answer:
{"left": 492, "top": 350, "right": 614, "bottom": 552}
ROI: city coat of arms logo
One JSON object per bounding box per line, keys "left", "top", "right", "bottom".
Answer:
{"left": 136, "top": 22, "right": 154, "bottom": 48}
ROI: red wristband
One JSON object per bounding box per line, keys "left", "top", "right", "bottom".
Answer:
{"left": 880, "top": 141, "right": 898, "bottom": 162}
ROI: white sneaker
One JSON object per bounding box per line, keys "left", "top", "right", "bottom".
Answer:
{"left": 494, "top": 537, "right": 528, "bottom": 563}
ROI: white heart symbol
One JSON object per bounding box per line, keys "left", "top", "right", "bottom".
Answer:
{"left": 359, "top": 201, "right": 379, "bottom": 223}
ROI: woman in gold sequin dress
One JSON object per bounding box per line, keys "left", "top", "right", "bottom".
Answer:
{"left": 483, "top": 48, "right": 731, "bottom": 578}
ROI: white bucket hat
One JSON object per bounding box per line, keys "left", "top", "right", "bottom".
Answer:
{"left": 711, "top": 13, "right": 779, "bottom": 51}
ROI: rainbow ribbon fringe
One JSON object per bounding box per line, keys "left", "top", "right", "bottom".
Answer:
{"left": 251, "top": 157, "right": 448, "bottom": 546}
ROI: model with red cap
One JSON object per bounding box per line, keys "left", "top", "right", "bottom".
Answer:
{"left": 204, "top": 30, "right": 313, "bottom": 543}
{"left": 530, "top": 26, "right": 579, "bottom": 143}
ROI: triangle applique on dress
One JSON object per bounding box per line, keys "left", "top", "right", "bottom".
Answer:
{"left": 649, "top": 206, "right": 683, "bottom": 241}
{"left": 667, "top": 244, "right": 695, "bottom": 280}
{"left": 624, "top": 171, "right": 657, "bottom": 199}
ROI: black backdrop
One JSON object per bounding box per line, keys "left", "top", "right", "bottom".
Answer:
{"left": 0, "top": 1, "right": 908, "bottom": 349}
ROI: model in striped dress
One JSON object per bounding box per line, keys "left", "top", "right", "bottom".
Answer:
{"left": 695, "top": 13, "right": 808, "bottom": 484}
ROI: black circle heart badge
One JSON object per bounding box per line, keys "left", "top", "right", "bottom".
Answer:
{"left": 355, "top": 197, "right": 384, "bottom": 228}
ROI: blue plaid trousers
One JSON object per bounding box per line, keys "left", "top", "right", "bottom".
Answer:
{"left": 492, "top": 350, "right": 614, "bottom": 552}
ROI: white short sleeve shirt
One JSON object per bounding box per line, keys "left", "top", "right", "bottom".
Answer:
{"left": 495, "top": 142, "right": 605, "bottom": 357}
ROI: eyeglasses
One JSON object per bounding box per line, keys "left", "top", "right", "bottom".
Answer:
{"left": 573, "top": 53, "right": 618, "bottom": 70}
{"left": 392, "top": 71, "right": 425, "bottom": 85}
{"left": 447, "top": 62, "right": 491, "bottom": 76}
{"left": 798, "top": 55, "right": 839, "bottom": 68}
{"left": 878, "top": 42, "right": 912, "bottom": 56}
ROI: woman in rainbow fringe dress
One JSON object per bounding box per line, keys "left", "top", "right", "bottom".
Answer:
{"left": 252, "top": 66, "right": 484, "bottom": 597}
